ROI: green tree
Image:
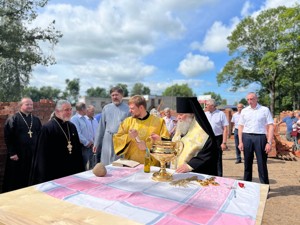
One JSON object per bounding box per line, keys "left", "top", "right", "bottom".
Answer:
{"left": 23, "top": 86, "right": 41, "bottom": 102}
{"left": 162, "top": 84, "right": 194, "bottom": 97}
{"left": 39, "top": 86, "right": 61, "bottom": 100}
{"left": 217, "top": 6, "right": 300, "bottom": 115}
{"left": 0, "top": 0, "right": 62, "bottom": 101}
{"left": 203, "top": 92, "right": 224, "bottom": 105}
{"left": 23, "top": 86, "right": 61, "bottom": 101}
{"left": 277, "top": 6, "right": 300, "bottom": 111}
{"left": 116, "top": 83, "right": 129, "bottom": 97}
{"left": 86, "top": 87, "right": 108, "bottom": 98}
{"left": 109, "top": 83, "right": 129, "bottom": 97}
{"left": 239, "top": 98, "right": 247, "bottom": 106}
{"left": 130, "top": 83, "right": 150, "bottom": 96}
{"left": 63, "top": 78, "right": 80, "bottom": 105}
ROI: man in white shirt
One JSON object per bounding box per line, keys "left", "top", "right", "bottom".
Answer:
{"left": 205, "top": 99, "right": 229, "bottom": 177}
{"left": 238, "top": 92, "right": 274, "bottom": 184}
{"left": 163, "top": 107, "right": 177, "bottom": 137}
{"left": 231, "top": 104, "right": 244, "bottom": 164}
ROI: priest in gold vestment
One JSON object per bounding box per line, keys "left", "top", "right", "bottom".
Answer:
{"left": 113, "top": 95, "right": 170, "bottom": 165}
{"left": 172, "top": 97, "right": 218, "bottom": 176}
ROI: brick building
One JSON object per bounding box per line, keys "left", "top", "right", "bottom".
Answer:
{"left": 0, "top": 100, "right": 55, "bottom": 193}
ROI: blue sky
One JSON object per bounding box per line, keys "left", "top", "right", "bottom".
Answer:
{"left": 30, "top": 0, "right": 300, "bottom": 104}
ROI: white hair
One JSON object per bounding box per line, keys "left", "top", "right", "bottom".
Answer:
{"left": 206, "top": 99, "right": 216, "bottom": 106}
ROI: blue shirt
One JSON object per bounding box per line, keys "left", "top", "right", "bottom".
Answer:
{"left": 85, "top": 116, "right": 99, "bottom": 141}
{"left": 95, "top": 113, "right": 102, "bottom": 122}
{"left": 282, "top": 116, "right": 298, "bottom": 132}
{"left": 71, "top": 113, "right": 93, "bottom": 147}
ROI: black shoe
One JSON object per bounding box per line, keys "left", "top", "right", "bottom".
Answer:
{"left": 235, "top": 160, "right": 242, "bottom": 164}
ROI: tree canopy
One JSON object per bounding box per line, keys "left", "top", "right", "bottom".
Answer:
{"left": 162, "top": 83, "right": 194, "bottom": 97}
{"left": 217, "top": 5, "right": 300, "bottom": 115}
{"left": 109, "top": 83, "right": 129, "bottom": 97}
{"left": 130, "top": 83, "right": 150, "bottom": 96}
{"left": 62, "top": 78, "right": 80, "bottom": 105}
{"left": 23, "top": 86, "right": 61, "bottom": 102}
{"left": 203, "top": 92, "right": 226, "bottom": 105}
{"left": 86, "top": 87, "right": 108, "bottom": 98}
{"left": 0, "top": 0, "right": 62, "bottom": 101}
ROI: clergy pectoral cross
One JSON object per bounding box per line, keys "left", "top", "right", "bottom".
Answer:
{"left": 67, "top": 141, "right": 73, "bottom": 154}
{"left": 28, "top": 130, "right": 33, "bottom": 138}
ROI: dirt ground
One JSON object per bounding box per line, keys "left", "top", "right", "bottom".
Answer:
{"left": 224, "top": 139, "right": 300, "bottom": 225}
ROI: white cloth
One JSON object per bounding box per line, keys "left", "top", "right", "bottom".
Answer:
{"left": 238, "top": 104, "right": 274, "bottom": 134}
{"left": 205, "top": 109, "right": 229, "bottom": 136}
{"left": 231, "top": 112, "right": 241, "bottom": 129}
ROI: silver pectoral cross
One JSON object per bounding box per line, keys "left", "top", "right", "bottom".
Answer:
{"left": 28, "top": 130, "right": 33, "bottom": 138}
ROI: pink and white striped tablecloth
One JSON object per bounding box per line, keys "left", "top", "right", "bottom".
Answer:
{"left": 37, "top": 165, "right": 268, "bottom": 225}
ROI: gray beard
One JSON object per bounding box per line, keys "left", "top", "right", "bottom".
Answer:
{"left": 176, "top": 117, "right": 193, "bottom": 136}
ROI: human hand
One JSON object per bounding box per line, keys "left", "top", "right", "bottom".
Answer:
{"left": 136, "top": 140, "right": 147, "bottom": 151}
{"left": 149, "top": 133, "right": 161, "bottom": 142}
{"left": 10, "top": 154, "right": 19, "bottom": 161}
{"left": 238, "top": 143, "right": 244, "bottom": 151}
{"left": 175, "top": 164, "right": 192, "bottom": 173}
{"left": 92, "top": 146, "right": 97, "bottom": 153}
{"left": 221, "top": 143, "right": 227, "bottom": 151}
{"left": 129, "top": 129, "right": 138, "bottom": 139}
{"left": 265, "top": 143, "right": 272, "bottom": 153}
{"left": 87, "top": 141, "right": 94, "bottom": 148}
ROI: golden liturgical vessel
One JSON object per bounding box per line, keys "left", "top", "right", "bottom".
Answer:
{"left": 150, "top": 140, "right": 183, "bottom": 182}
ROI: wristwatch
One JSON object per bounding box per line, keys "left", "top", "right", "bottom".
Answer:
{"left": 267, "top": 141, "right": 272, "bottom": 145}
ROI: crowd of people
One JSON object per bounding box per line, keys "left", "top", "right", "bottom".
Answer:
{"left": 277, "top": 111, "right": 300, "bottom": 150}
{"left": 3, "top": 90, "right": 285, "bottom": 194}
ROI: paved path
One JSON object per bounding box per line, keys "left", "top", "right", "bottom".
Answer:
{"left": 224, "top": 139, "right": 300, "bottom": 225}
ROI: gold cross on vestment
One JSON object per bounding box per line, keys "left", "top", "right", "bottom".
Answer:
{"left": 67, "top": 141, "right": 73, "bottom": 154}
{"left": 28, "top": 130, "right": 33, "bottom": 138}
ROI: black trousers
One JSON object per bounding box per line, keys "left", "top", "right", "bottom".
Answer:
{"left": 215, "top": 135, "right": 223, "bottom": 177}
{"left": 242, "top": 133, "right": 269, "bottom": 184}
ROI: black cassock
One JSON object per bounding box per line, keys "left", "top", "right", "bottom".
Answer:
{"left": 30, "top": 116, "right": 85, "bottom": 184}
{"left": 3, "top": 112, "right": 42, "bottom": 192}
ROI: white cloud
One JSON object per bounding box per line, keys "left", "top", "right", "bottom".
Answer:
{"left": 193, "top": 0, "right": 300, "bottom": 54}
{"left": 177, "top": 53, "right": 214, "bottom": 77}
{"left": 147, "top": 79, "right": 207, "bottom": 95}
{"left": 263, "top": 0, "right": 300, "bottom": 9}
{"left": 191, "top": 17, "right": 240, "bottom": 53}
{"left": 241, "top": 1, "right": 253, "bottom": 17}
{"left": 32, "top": 57, "right": 156, "bottom": 96}
{"left": 251, "top": 0, "right": 300, "bottom": 17}
{"left": 31, "top": 0, "right": 220, "bottom": 94}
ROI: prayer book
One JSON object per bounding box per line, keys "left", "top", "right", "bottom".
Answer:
{"left": 112, "top": 158, "right": 140, "bottom": 168}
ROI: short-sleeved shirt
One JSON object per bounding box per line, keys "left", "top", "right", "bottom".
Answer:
{"left": 282, "top": 116, "right": 298, "bottom": 132}
{"left": 231, "top": 112, "right": 241, "bottom": 129}
{"left": 205, "top": 109, "right": 229, "bottom": 136}
{"left": 239, "top": 104, "right": 274, "bottom": 134}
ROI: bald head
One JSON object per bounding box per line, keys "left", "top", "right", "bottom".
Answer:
{"left": 19, "top": 98, "right": 33, "bottom": 115}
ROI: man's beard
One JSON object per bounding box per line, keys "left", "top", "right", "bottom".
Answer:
{"left": 112, "top": 99, "right": 121, "bottom": 105}
{"left": 176, "top": 117, "right": 193, "bottom": 136}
